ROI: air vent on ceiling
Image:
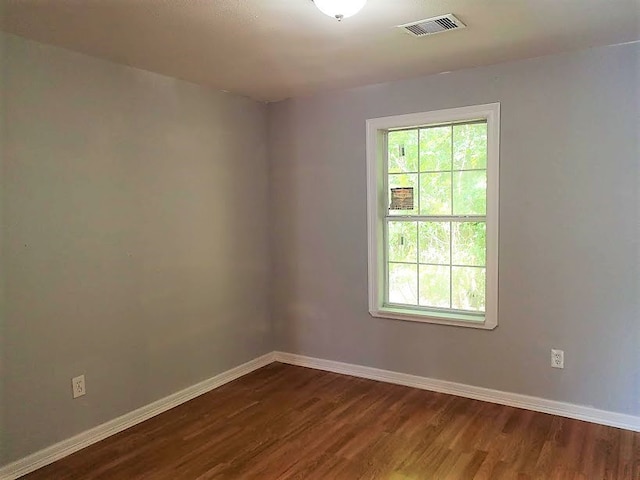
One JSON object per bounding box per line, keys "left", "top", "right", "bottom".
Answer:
{"left": 398, "top": 14, "right": 466, "bottom": 37}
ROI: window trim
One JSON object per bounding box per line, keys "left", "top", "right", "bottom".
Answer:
{"left": 366, "top": 103, "right": 500, "bottom": 329}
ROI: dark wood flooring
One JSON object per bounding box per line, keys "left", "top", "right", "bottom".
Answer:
{"left": 22, "top": 362, "right": 639, "bottom": 479}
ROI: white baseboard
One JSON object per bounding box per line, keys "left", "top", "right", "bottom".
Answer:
{"left": 3, "top": 350, "right": 638, "bottom": 480}
{"left": 0, "top": 352, "right": 276, "bottom": 480}
{"left": 274, "top": 351, "right": 640, "bottom": 433}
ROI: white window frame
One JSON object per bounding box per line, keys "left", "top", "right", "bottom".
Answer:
{"left": 366, "top": 103, "right": 500, "bottom": 329}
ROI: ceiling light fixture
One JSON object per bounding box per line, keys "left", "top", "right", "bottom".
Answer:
{"left": 313, "top": 0, "right": 367, "bottom": 21}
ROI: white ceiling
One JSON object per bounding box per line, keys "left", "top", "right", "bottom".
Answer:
{"left": 1, "top": 0, "right": 639, "bottom": 102}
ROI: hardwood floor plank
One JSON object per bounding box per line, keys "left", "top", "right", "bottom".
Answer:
{"left": 19, "top": 363, "right": 640, "bottom": 479}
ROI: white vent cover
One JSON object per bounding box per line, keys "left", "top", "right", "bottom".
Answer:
{"left": 398, "top": 14, "right": 466, "bottom": 37}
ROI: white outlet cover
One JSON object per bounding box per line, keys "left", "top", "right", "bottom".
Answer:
{"left": 72, "top": 374, "right": 86, "bottom": 398}
{"left": 551, "top": 349, "right": 564, "bottom": 369}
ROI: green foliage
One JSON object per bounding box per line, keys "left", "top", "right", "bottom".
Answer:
{"left": 453, "top": 123, "right": 487, "bottom": 170}
{"left": 420, "top": 126, "right": 451, "bottom": 171}
{"left": 420, "top": 173, "right": 451, "bottom": 215}
{"left": 419, "top": 265, "right": 450, "bottom": 308}
{"left": 388, "top": 173, "right": 419, "bottom": 216}
{"left": 388, "top": 130, "right": 418, "bottom": 173}
{"left": 388, "top": 123, "right": 488, "bottom": 217}
{"left": 388, "top": 222, "right": 417, "bottom": 263}
{"left": 452, "top": 222, "right": 486, "bottom": 267}
{"left": 388, "top": 263, "right": 418, "bottom": 305}
{"left": 418, "top": 222, "right": 449, "bottom": 264}
{"left": 453, "top": 170, "right": 486, "bottom": 215}
{"left": 452, "top": 267, "right": 485, "bottom": 311}
{"left": 386, "top": 122, "right": 488, "bottom": 313}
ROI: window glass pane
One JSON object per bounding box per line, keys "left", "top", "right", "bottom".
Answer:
{"left": 419, "top": 265, "right": 450, "bottom": 308}
{"left": 453, "top": 170, "right": 486, "bottom": 215}
{"left": 420, "top": 126, "right": 452, "bottom": 172}
{"left": 452, "top": 267, "right": 485, "bottom": 312}
{"left": 388, "top": 130, "right": 419, "bottom": 173}
{"left": 418, "top": 222, "right": 450, "bottom": 265}
{"left": 388, "top": 173, "right": 418, "bottom": 216}
{"left": 420, "top": 172, "right": 451, "bottom": 215}
{"left": 453, "top": 123, "right": 487, "bottom": 170}
{"left": 389, "top": 263, "right": 418, "bottom": 305}
{"left": 388, "top": 221, "right": 417, "bottom": 263}
{"left": 452, "top": 222, "right": 486, "bottom": 266}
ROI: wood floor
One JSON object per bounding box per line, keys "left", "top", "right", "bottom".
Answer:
{"left": 23, "top": 363, "right": 639, "bottom": 480}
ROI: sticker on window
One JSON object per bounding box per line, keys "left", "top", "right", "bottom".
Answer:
{"left": 390, "top": 187, "right": 414, "bottom": 210}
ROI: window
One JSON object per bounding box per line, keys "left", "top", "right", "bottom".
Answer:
{"left": 366, "top": 103, "right": 500, "bottom": 329}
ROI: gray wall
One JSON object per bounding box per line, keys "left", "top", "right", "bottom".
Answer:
{"left": 2, "top": 31, "right": 639, "bottom": 467}
{"left": 269, "top": 43, "right": 639, "bottom": 416}
{"left": 2, "top": 33, "right": 271, "bottom": 464}
{"left": 0, "top": 29, "right": 7, "bottom": 466}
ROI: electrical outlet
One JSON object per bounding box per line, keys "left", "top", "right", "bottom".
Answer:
{"left": 551, "top": 349, "right": 564, "bottom": 369}
{"left": 72, "top": 375, "right": 86, "bottom": 398}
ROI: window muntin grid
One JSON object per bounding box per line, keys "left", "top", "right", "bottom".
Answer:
{"left": 385, "top": 121, "right": 488, "bottom": 315}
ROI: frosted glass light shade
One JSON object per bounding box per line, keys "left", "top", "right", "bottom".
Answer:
{"left": 314, "top": 0, "right": 367, "bottom": 20}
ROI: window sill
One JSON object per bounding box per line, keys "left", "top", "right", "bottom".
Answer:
{"left": 370, "top": 306, "right": 497, "bottom": 330}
